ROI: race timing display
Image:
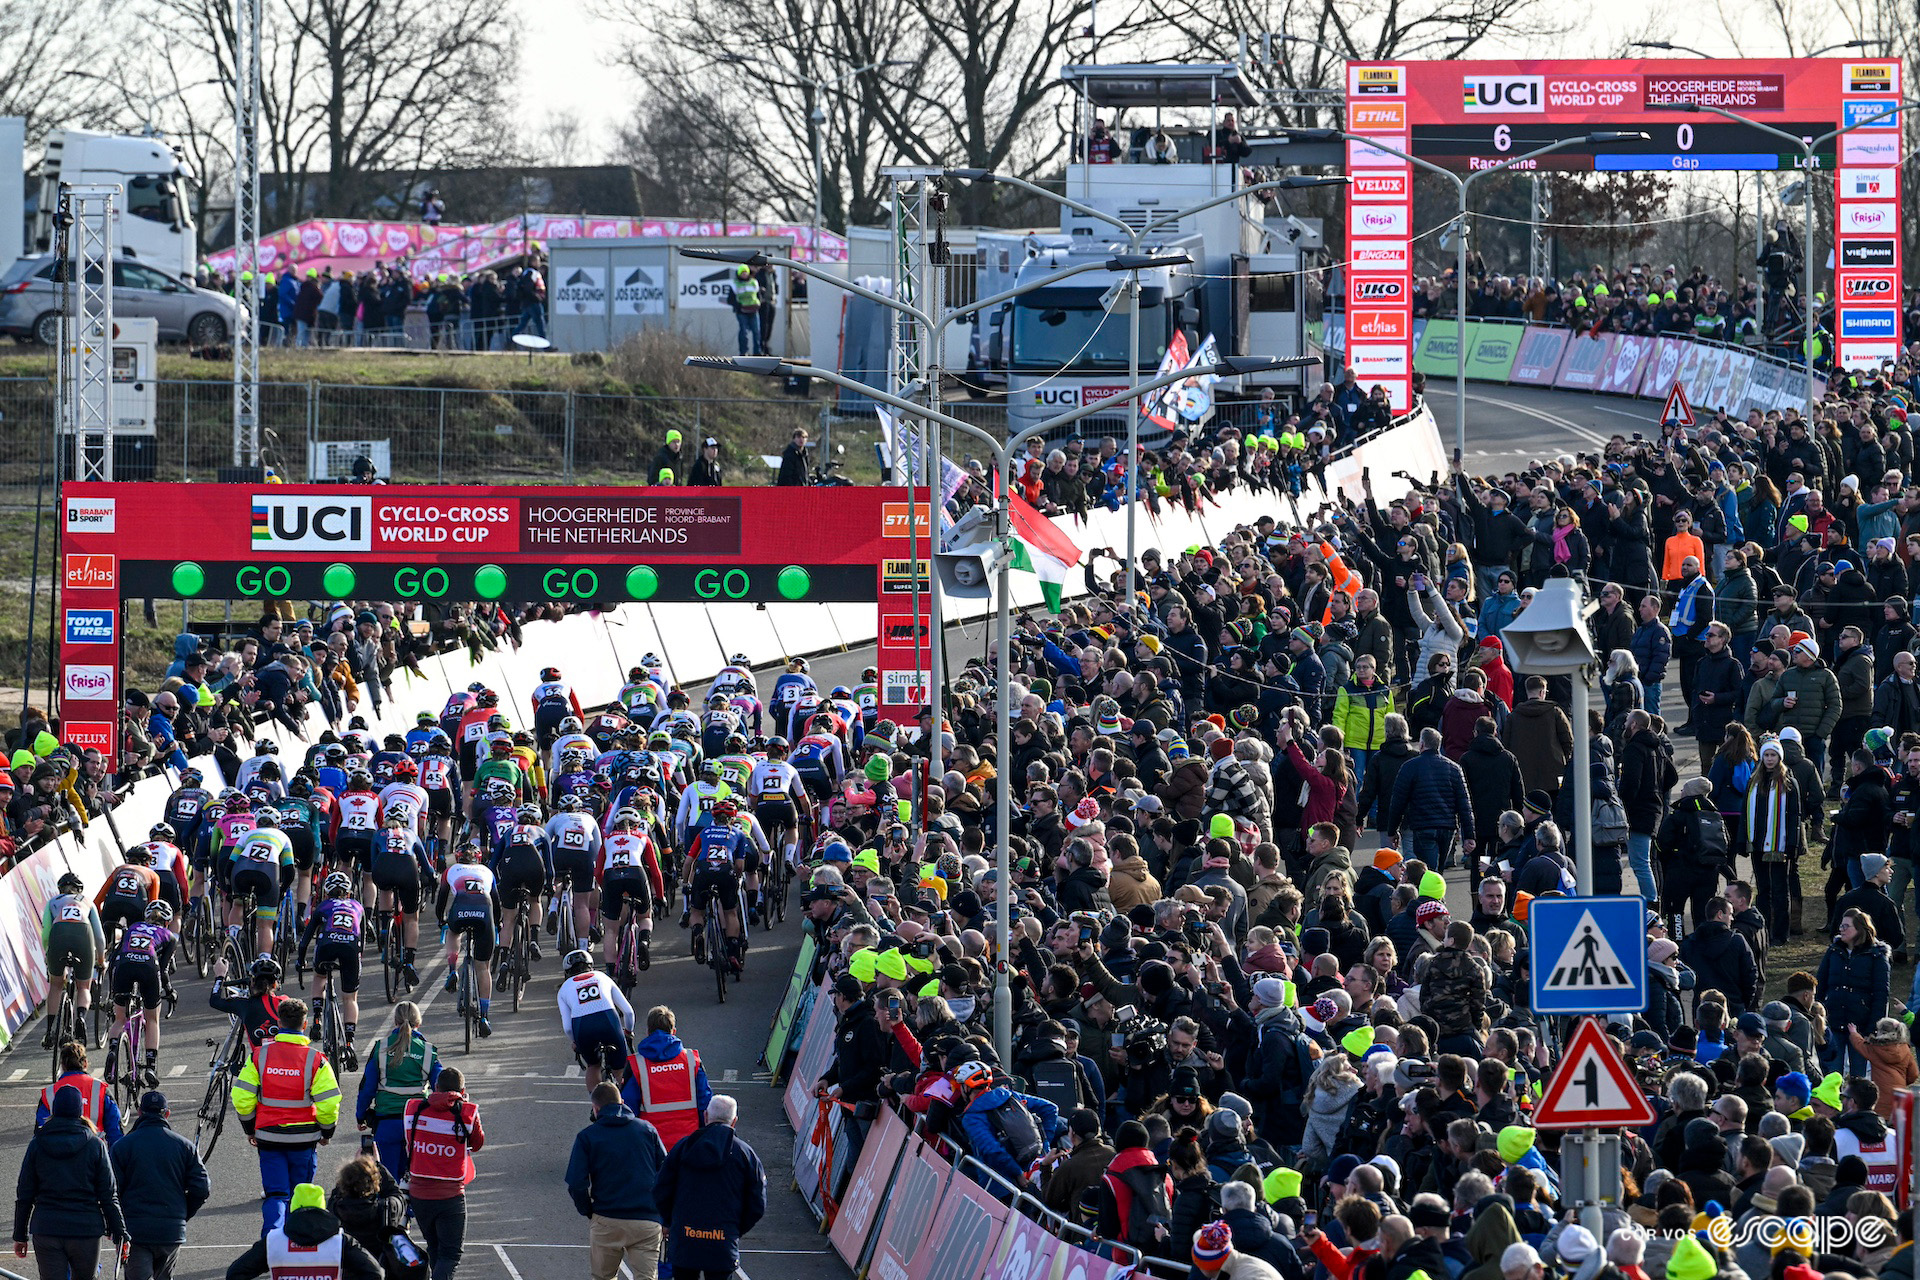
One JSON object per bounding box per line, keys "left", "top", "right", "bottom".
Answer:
{"left": 1344, "top": 57, "right": 1904, "bottom": 389}
{"left": 58, "top": 483, "right": 937, "bottom": 765}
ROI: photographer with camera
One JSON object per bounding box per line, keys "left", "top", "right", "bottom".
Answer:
{"left": 953, "top": 1061, "right": 1061, "bottom": 1190}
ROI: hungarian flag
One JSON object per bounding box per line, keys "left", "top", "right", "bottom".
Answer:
{"left": 1007, "top": 493, "right": 1083, "bottom": 613}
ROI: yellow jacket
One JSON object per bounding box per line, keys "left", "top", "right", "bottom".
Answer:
{"left": 232, "top": 1032, "right": 341, "bottom": 1143}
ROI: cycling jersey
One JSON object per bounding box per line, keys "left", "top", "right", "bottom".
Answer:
{"left": 442, "top": 862, "right": 498, "bottom": 909}
{"left": 473, "top": 758, "right": 528, "bottom": 803}
{"left": 97, "top": 862, "right": 160, "bottom": 909}
{"left": 163, "top": 786, "right": 212, "bottom": 849}
{"left": 232, "top": 826, "right": 294, "bottom": 875}
{"left": 616, "top": 680, "right": 666, "bottom": 721}
{"left": 545, "top": 812, "right": 602, "bottom": 860}
{"left": 714, "top": 754, "right": 757, "bottom": 793}
{"left": 770, "top": 672, "right": 815, "bottom": 719}
{"left": 478, "top": 804, "right": 520, "bottom": 856}
{"left": 556, "top": 970, "right": 633, "bottom": 1038}
{"left": 377, "top": 782, "right": 430, "bottom": 833}
{"left": 854, "top": 682, "right": 880, "bottom": 724}
{"left": 42, "top": 893, "right": 105, "bottom": 971}
{"left": 419, "top": 754, "right": 457, "bottom": 794}
{"left": 300, "top": 897, "right": 365, "bottom": 949}
{"left": 440, "top": 692, "right": 476, "bottom": 737}
{"left": 789, "top": 733, "right": 846, "bottom": 788}
{"left": 531, "top": 680, "right": 584, "bottom": 721}
{"left": 139, "top": 842, "right": 190, "bottom": 905}
{"left": 114, "top": 921, "right": 174, "bottom": 968}
{"left": 692, "top": 822, "right": 747, "bottom": 870}
{"left": 332, "top": 792, "right": 382, "bottom": 841}
{"left": 233, "top": 755, "right": 278, "bottom": 792}
{"left": 748, "top": 759, "right": 805, "bottom": 807}
{"left": 547, "top": 733, "right": 596, "bottom": 777}
{"left": 673, "top": 780, "right": 730, "bottom": 846}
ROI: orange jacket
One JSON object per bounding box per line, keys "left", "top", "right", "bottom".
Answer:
{"left": 1660, "top": 530, "right": 1704, "bottom": 582}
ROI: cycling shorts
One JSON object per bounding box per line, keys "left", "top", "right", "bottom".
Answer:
{"left": 600, "top": 868, "right": 652, "bottom": 923}
{"left": 231, "top": 866, "right": 280, "bottom": 918}
{"left": 552, "top": 847, "right": 595, "bottom": 894}
{"left": 111, "top": 957, "right": 161, "bottom": 1007}
{"left": 154, "top": 876, "right": 183, "bottom": 915}
{"left": 313, "top": 940, "right": 361, "bottom": 994}
{"left": 46, "top": 922, "right": 96, "bottom": 976}
{"left": 100, "top": 895, "right": 147, "bottom": 936}
{"left": 569, "top": 1008, "right": 627, "bottom": 1069}
{"left": 372, "top": 854, "right": 422, "bottom": 915}
{"left": 448, "top": 904, "right": 496, "bottom": 963}
{"left": 795, "top": 768, "right": 831, "bottom": 804}
{"left": 336, "top": 833, "right": 376, "bottom": 874}
{"left": 287, "top": 829, "right": 317, "bottom": 870}
{"left": 754, "top": 799, "right": 795, "bottom": 834}
{"left": 426, "top": 789, "right": 455, "bottom": 819}
{"left": 496, "top": 849, "right": 548, "bottom": 910}
{"left": 692, "top": 865, "right": 740, "bottom": 914}
{"left": 740, "top": 846, "right": 763, "bottom": 877}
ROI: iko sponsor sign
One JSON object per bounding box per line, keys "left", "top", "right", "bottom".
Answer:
{"left": 1349, "top": 277, "right": 1410, "bottom": 306}
{"left": 1838, "top": 274, "right": 1898, "bottom": 302}
{"left": 63, "top": 609, "right": 115, "bottom": 645}
{"left": 251, "top": 495, "right": 372, "bottom": 551}
{"left": 64, "top": 497, "right": 115, "bottom": 534}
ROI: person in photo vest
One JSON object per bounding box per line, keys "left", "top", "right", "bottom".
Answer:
{"left": 36, "top": 1040, "right": 125, "bottom": 1146}
{"left": 1829, "top": 1075, "right": 1901, "bottom": 1196}
{"left": 354, "top": 1002, "right": 442, "bottom": 1181}
{"left": 223, "top": 1183, "right": 381, "bottom": 1280}
{"left": 401, "top": 1066, "right": 483, "bottom": 1280}
{"left": 621, "top": 1004, "right": 711, "bottom": 1151}
{"left": 231, "top": 998, "right": 341, "bottom": 1233}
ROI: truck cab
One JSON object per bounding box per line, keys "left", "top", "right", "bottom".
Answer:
{"left": 31, "top": 129, "right": 197, "bottom": 281}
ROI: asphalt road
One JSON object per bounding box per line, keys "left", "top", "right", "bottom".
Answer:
{"left": 0, "top": 380, "right": 1665, "bottom": 1280}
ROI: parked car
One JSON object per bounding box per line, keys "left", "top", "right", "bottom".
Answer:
{"left": 0, "top": 254, "right": 235, "bottom": 345}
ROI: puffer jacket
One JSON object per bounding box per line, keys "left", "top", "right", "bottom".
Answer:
{"left": 1107, "top": 856, "right": 1162, "bottom": 915}
{"left": 13, "top": 1115, "right": 126, "bottom": 1242}
{"left": 1817, "top": 937, "right": 1892, "bottom": 1037}
{"left": 1835, "top": 642, "right": 1876, "bottom": 720}
{"left": 1502, "top": 699, "right": 1573, "bottom": 797}
{"left": 1298, "top": 1066, "right": 1361, "bottom": 1164}
{"left": 1769, "top": 661, "right": 1843, "bottom": 740}
{"left": 1423, "top": 947, "right": 1488, "bottom": 1037}
{"left": 1158, "top": 757, "right": 1211, "bottom": 820}
{"left": 1333, "top": 679, "right": 1393, "bottom": 750}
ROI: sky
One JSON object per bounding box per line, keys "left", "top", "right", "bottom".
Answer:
{"left": 510, "top": 0, "right": 1872, "bottom": 163}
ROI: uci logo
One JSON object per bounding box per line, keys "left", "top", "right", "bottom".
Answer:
{"left": 1463, "top": 75, "right": 1544, "bottom": 113}
{"left": 251, "top": 495, "right": 371, "bottom": 551}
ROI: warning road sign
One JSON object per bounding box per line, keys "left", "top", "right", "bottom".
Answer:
{"left": 1529, "top": 895, "right": 1646, "bottom": 1014}
{"left": 1534, "top": 1018, "right": 1656, "bottom": 1129}
{"left": 1659, "top": 382, "right": 1694, "bottom": 428}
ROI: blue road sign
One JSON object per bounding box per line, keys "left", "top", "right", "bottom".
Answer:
{"left": 1529, "top": 895, "right": 1647, "bottom": 1015}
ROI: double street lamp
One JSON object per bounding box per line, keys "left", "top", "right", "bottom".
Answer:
{"left": 685, "top": 343, "right": 1313, "bottom": 1064}
{"left": 1279, "top": 128, "right": 1650, "bottom": 458}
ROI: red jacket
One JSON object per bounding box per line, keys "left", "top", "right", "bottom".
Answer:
{"left": 1285, "top": 742, "right": 1343, "bottom": 834}
{"left": 403, "top": 1091, "right": 484, "bottom": 1199}
{"left": 1100, "top": 1147, "right": 1172, "bottom": 1243}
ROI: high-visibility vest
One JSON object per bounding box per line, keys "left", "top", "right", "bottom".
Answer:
{"left": 402, "top": 1095, "right": 479, "bottom": 1191}
{"left": 632, "top": 1047, "right": 702, "bottom": 1150}
{"left": 373, "top": 1029, "right": 431, "bottom": 1116}
{"left": 266, "top": 1225, "right": 343, "bottom": 1280}
{"left": 1835, "top": 1123, "right": 1902, "bottom": 1196}
{"left": 733, "top": 275, "right": 760, "bottom": 309}
{"left": 249, "top": 1037, "right": 325, "bottom": 1140}
{"left": 39, "top": 1072, "right": 107, "bottom": 1128}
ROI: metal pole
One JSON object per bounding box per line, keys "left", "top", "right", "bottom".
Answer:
{"left": 992, "top": 479, "right": 1013, "bottom": 1067}
{"left": 1124, "top": 268, "right": 1140, "bottom": 603}
{"left": 1454, "top": 183, "right": 1468, "bottom": 458}
{"left": 811, "top": 105, "right": 825, "bottom": 270}
{"left": 1572, "top": 672, "right": 1592, "bottom": 894}
{"left": 1803, "top": 148, "right": 1816, "bottom": 426}
{"left": 232, "top": 0, "right": 262, "bottom": 466}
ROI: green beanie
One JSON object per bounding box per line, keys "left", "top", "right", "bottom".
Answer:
{"left": 1666, "top": 1236, "right": 1718, "bottom": 1280}
{"left": 1418, "top": 870, "right": 1446, "bottom": 900}
{"left": 865, "top": 755, "right": 892, "bottom": 782}
{"left": 1264, "top": 1167, "right": 1303, "bottom": 1203}
{"left": 33, "top": 730, "right": 59, "bottom": 758}
{"left": 876, "top": 949, "right": 909, "bottom": 981}
{"left": 1209, "top": 813, "right": 1236, "bottom": 840}
{"left": 10, "top": 749, "right": 32, "bottom": 770}
{"left": 657, "top": 469, "right": 673, "bottom": 484}
{"left": 1496, "top": 1125, "right": 1535, "bottom": 1164}
{"left": 289, "top": 1184, "right": 327, "bottom": 1212}
{"left": 1342, "top": 1026, "right": 1375, "bottom": 1057}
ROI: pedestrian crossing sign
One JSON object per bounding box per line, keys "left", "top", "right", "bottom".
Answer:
{"left": 1529, "top": 895, "right": 1647, "bottom": 1014}
{"left": 1534, "top": 1017, "right": 1657, "bottom": 1128}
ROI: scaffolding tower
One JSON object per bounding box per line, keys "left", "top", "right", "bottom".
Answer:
{"left": 58, "top": 184, "right": 116, "bottom": 483}
{"left": 232, "top": 0, "right": 263, "bottom": 466}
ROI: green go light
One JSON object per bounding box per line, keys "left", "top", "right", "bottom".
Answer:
{"left": 171, "top": 562, "right": 206, "bottom": 596}
{"left": 473, "top": 564, "right": 508, "bottom": 599}
{"left": 626, "top": 565, "right": 659, "bottom": 600}
{"left": 322, "top": 563, "right": 356, "bottom": 597}
{"left": 776, "top": 565, "right": 812, "bottom": 600}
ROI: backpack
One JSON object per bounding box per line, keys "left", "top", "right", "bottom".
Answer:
{"left": 1117, "top": 1164, "right": 1174, "bottom": 1247}
{"left": 1591, "top": 795, "right": 1630, "bottom": 849}
{"left": 983, "top": 1096, "right": 1045, "bottom": 1167}
{"left": 1688, "top": 809, "right": 1730, "bottom": 867}
{"left": 1028, "top": 1058, "right": 1082, "bottom": 1119}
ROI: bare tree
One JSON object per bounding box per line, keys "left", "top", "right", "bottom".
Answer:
{"left": 610, "top": 83, "right": 765, "bottom": 221}
{"left": 0, "top": 0, "right": 125, "bottom": 137}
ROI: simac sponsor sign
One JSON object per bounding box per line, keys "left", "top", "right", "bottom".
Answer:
{"left": 1349, "top": 205, "right": 1409, "bottom": 237}
{"left": 1351, "top": 173, "right": 1409, "bottom": 202}
{"left": 1838, "top": 204, "right": 1898, "bottom": 234}
{"left": 1350, "top": 240, "right": 1409, "bottom": 271}
{"left": 1842, "top": 168, "right": 1896, "bottom": 199}
{"left": 1349, "top": 311, "right": 1410, "bottom": 342}
{"left": 1349, "top": 277, "right": 1409, "bottom": 306}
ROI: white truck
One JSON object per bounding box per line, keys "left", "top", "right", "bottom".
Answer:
{"left": 21, "top": 126, "right": 198, "bottom": 280}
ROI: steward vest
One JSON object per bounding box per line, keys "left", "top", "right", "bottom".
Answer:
{"left": 403, "top": 1095, "right": 480, "bottom": 1191}
{"left": 733, "top": 276, "right": 760, "bottom": 309}
{"left": 1834, "top": 1123, "right": 1901, "bottom": 1196}
{"left": 632, "top": 1047, "right": 702, "bottom": 1150}
{"left": 246, "top": 1036, "right": 327, "bottom": 1142}
{"left": 373, "top": 1029, "right": 431, "bottom": 1117}
{"left": 266, "top": 1226, "right": 343, "bottom": 1280}
{"left": 39, "top": 1072, "right": 107, "bottom": 1129}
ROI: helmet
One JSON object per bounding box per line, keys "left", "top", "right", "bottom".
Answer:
{"left": 477, "top": 690, "right": 499, "bottom": 708}
{"left": 563, "top": 949, "right": 593, "bottom": 976}
{"left": 250, "top": 956, "right": 284, "bottom": 983}
{"left": 541, "top": 666, "right": 563, "bottom": 682}
{"left": 627, "top": 666, "right": 646, "bottom": 682}
{"left": 325, "top": 745, "right": 348, "bottom": 764}
{"left": 700, "top": 760, "right": 720, "bottom": 780}
{"left": 179, "top": 767, "right": 203, "bottom": 787}
{"left": 640, "top": 652, "right": 662, "bottom": 671}
{"left": 489, "top": 739, "right": 513, "bottom": 757}
{"left": 766, "top": 736, "right": 789, "bottom": 756}
{"left": 728, "top": 653, "right": 749, "bottom": 667}
{"left": 557, "top": 793, "right": 582, "bottom": 812}
{"left": 517, "top": 805, "right": 542, "bottom": 824}
{"left": 57, "top": 871, "right": 84, "bottom": 893}
{"left": 713, "top": 797, "right": 739, "bottom": 821}
{"left": 560, "top": 716, "right": 583, "bottom": 735}
{"left": 372, "top": 761, "right": 395, "bottom": 785}
{"left": 951, "top": 1060, "right": 992, "bottom": 1091}
{"left": 428, "top": 731, "right": 452, "bottom": 752}
{"left": 257, "top": 761, "right": 282, "bottom": 782}
{"left": 611, "top": 810, "right": 640, "bottom": 830}
{"left": 635, "top": 788, "right": 661, "bottom": 810}
{"left": 288, "top": 773, "right": 314, "bottom": 798}
{"left": 562, "top": 749, "right": 587, "bottom": 769}
{"left": 487, "top": 714, "right": 510, "bottom": 732}
{"left": 468, "top": 681, "right": 488, "bottom": 694}
{"left": 224, "top": 793, "right": 253, "bottom": 813}
{"left": 863, "top": 666, "right": 878, "bottom": 681}
{"left": 512, "top": 731, "right": 534, "bottom": 747}
{"left": 149, "top": 822, "right": 176, "bottom": 844}
{"left": 145, "top": 900, "right": 174, "bottom": 924}
{"left": 707, "top": 694, "right": 727, "bottom": 709}
{"left": 417, "top": 711, "right": 437, "bottom": 726}
{"left": 647, "top": 731, "right": 671, "bottom": 749}
{"left": 788, "top": 657, "right": 809, "bottom": 673}
{"left": 384, "top": 734, "right": 407, "bottom": 751}
{"left": 724, "top": 734, "right": 748, "bottom": 754}
{"left": 255, "top": 738, "right": 278, "bottom": 756}
{"left": 455, "top": 841, "right": 482, "bottom": 862}
{"left": 392, "top": 759, "right": 417, "bottom": 781}
{"left": 324, "top": 872, "right": 352, "bottom": 897}
{"left": 253, "top": 809, "right": 280, "bottom": 829}
{"left": 831, "top": 685, "right": 852, "bottom": 699}
{"left": 487, "top": 779, "right": 515, "bottom": 799}
{"left": 346, "top": 770, "right": 374, "bottom": 791}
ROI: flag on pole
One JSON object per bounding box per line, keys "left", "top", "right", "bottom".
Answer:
{"left": 1007, "top": 493, "right": 1083, "bottom": 613}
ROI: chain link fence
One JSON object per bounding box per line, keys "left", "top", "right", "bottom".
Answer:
{"left": 0, "top": 376, "right": 920, "bottom": 491}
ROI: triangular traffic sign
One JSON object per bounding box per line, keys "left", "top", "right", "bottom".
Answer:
{"left": 1659, "top": 382, "right": 1694, "bottom": 428}
{"left": 1534, "top": 1018, "right": 1656, "bottom": 1128}
{"left": 1542, "top": 908, "right": 1635, "bottom": 994}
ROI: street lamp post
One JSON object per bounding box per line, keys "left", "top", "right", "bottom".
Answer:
{"left": 945, "top": 168, "right": 1350, "bottom": 605}
{"left": 686, "top": 350, "right": 1307, "bottom": 1065}
{"left": 1281, "top": 129, "right": 1648, "bottom": 460}
{"left": 1649, "top": 98, "right": 1920, "bottom": 424}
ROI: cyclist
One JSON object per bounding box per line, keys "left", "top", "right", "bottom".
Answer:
{"left": 369, "top": 733, "right": 410, "bottom": 780}
{"left": 597, "top": 810, "right": 664, "bottom": 972}
{"left": 330, "top": 772, "right": 382, "bottom": 903}
{"left": 229, "top": 809, "right": 295, "bottom": 960}
{"left": 699, "top": 694, "right": 744, "bottom": 759}
{"left": 549, "top": 748, "right": 600, "bottom": 813}
{"left": 405, "top": 710, "right": 442, "bottom": 752}
{"left": 36, "top": 1040, "right": 124, "bottom": 1143}
{"left": 748, "top": 737, "right": 811, "bottom": 872}
{"left": 713, "top": 734, "right": 757, "bottom": 795}
{"left": 475, "top": 779, "right": 523, "bottom": 860}
{"left": 296, "top": 871, "right": 367, "bottom": 1068}
{"left": 313, "top": 744, "right": 350, "bottom": 796}
{"left": 136, "top": 823, "right": 190, "bottom": 915}
{"left": 377, "top": 759, "right": 429, "bottom": 842}
{"left": 472, "top": 738, "right": 529, "bottom": 818}
{"left": 790, "top": 714, "right": 847, "bottom": 802}
{"left": 455, "top": 690, "right": 501, "bottom": 779}
{"left": 209, "top": 792, "right": 259, "bottom": 909}
{"left": 545, "top": 793, "right": 603, "bottom": 948}
{"left": 108, "top": 899, "right": 176, "bottom": 1087}
{"left": 95, "top": 847, "right": 161, "bottom": 953}
{"left": 436, "top": 842, "right": 500, "bottom": 1037}
{"left": 531, "top": 665, "right": 585, "bottom": 747}
{"left": 233, "top": 738, "right": 280, "bottom": 792}
{"left": 440, "top": 684, "right": 481, "bottom": 740}
{"left": 616, "top": 665, "right": 666, "bottom": 726}
{"left": 687, "top": 798, "right": 749, "bottom": 972}
{"left": 40, "top": 871, "right": 105, "bottom": 1049}
{"left": 547, "top": 717, "right": 596, "bottom": 778}
{"left": 494, "top": 810, "right": 551, "bottom": 974}
{"left": 417, "top": 732, "right": 461, "bottom": 862}
{"left": 556, "top": 948, "right": 633, "bottom": 1094}
{"left": 370, "top": 813, "right": 434, "bottom": 989}
{"left": 853, "top": 665, "right": 881, "bottom": 730}
{"left": 162, "top": 767, "right": 213, "bottom": 870}
{"left": 786, "top": 681, "right": 827, "bottom": 744}
{"left": 354, "top": 1001, "right": 442, "bottom": 1180}
{"left": 509, "top": 729, "right": 546, "bottom": 794}
{"left": 583, "top": 706, "right": 630, "bottom": 752}
{"left": 210, "top": 955, "right": 290, "bottom": 1050}
{"left": 673, "top": 760, "right": 730, "bottom": 853}
{"left": 769, "top": 656, "right": 814, "bottom": 728}
{"left": 275, "top": 778, "right": 325, "bottom": 925}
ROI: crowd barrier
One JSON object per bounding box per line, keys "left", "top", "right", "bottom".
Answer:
{"left": 1321, "top": 314, "right": 1827, "bottom": 420}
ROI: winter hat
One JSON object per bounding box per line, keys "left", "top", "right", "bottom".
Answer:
{"left": 1409, "top": 1199, "right": 1451, "bottom": 1230}
{"left": 1769, "top": 1134, "right": 1805, "bottom": 1169}
{"left": 1794, "top": 636, "right": 1820, "bottom": 660}
{"left": 1778, "top": 726, "right": 1803, "bottom": 744}
{"left": 51, "top": 1085, "right": 82, "bottom": 1119}
{"left": 1193, "top": 1221, "right": 1234, "bottom": 1271}
{"left": 1665, "top": 1236, "right": 1719, "bottom": 1280}
{"left": 1342, "top": 1026, "right": 1376, "bottom": 1057}
{"left": 1264, "top": 1167, "right": 1303, "bottom": 1203}
{"left": 1556, "top": 1225, "right": 1598, "bottom": 1265}
{"left": 1418, "top": 870, "right": 1446, "bottom": 899}
{"left": 865, "top": 754, "right": 893, "bottom": 782}
{"left": 1208, "top": 1110, "right": 1242, "bottom": 1141}
{"left": 1503, "top": 1244, "right": 1543, "bottom": 1276}
{"left": 1649, "top": 938, "right": 1679, "bottom": 964}
{"left": 1068, "top": 798, "right": 1101, "bottom": 830}
{"left": 1775, "top": 1071, "right": 1812, "bottom": 1106}
{"left": 1415, "top": 900, "right": 1449, "bottom": 926}
{"left": 848, "top": 948, "right": 880, "bottom": 983}
{"left": 1862, "top": 853, "right": 1889, "bottom": 880}
{"left": 1523, "top": 789, "right": 1553, "bottom": 817}
{"left": 290, "top": 1184, "right": 328, "bottom": 1213}
{"left": 1217, "top": 1093, "right": 1254, "bottom": 1124}
{"left": 1812, "top": 1072, "right": 1844, "bottom": 1111}
{"left": 1301, "top": 927, "right": 1330, "bottom": 957}
{"left": 876, "top": 949, "right": 910, "bottom": 982}
{"left": 1209, "top": 813, "right": 1236, "bottom": 840}
{"left": 1373, "top": 847, "right": 1404, "bottom": 871}
{"left": 1496, "top": 1125, "right": 1536, "bottom": 1163}
{"left": 1325, "top": 1154, "right": 1362, "bottom": 1187}
{"left": 1251, "top": 977, "right": 1288, "bottom": 1009}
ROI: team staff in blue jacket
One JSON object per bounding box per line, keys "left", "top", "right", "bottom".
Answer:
{"left": 656, "top": 1095, "right": 767, "bottom": 1280}
{"left": 109, "top": 1091, "right": 210, "bottom": 1280}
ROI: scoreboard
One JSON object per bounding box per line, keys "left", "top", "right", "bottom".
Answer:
{"left": 1410, "top": 121, "right": 1838, "bottom": 171}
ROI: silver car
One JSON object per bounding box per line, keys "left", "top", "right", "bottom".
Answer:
{"left": 0, "top": 253, "right": 236, "bottom": 345}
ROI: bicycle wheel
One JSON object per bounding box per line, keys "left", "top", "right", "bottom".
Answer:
{"left": 50, "top": 978, "right": 73, "bottom": 1081}
{"left": 508, "top": 930, "right": 526, "bottom": 1013}
{"left": 710, "top": 917, "right": 727, "bottom": 1004}
{"left": 557, "top": 889, "right": 577, "bottom": 955}
{"left": 114, "top": 1022, "right": 139, "bottom": 1112}
{"left": 460, "top": 958, "right": 475, "bottom": 1054}
{"left": 194, "top": 898, "right": 214, "bottom": 980}
{"left": 195, "top": 1066, "right": 230, "bottom": 1161}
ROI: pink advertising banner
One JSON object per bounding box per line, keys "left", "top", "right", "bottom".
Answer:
{"left": 1595, "top": 334, "right": 1654, "bottom": 395}
{"left": 1509, "top": 326, "right": 1571, "bottom": 385}
{"left": 1553, "top": 332, "right": 1615, "bottom": 390}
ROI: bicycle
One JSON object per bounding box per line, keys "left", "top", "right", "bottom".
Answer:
{"left": 46, "top": 959, "right": 82, "bottom": 1080}
{"left": 103, "top": 986, "right": 149, "bottom": 1112}
{"left": 183, "top": 893, "right": 216, "bottom": 980}
{"left": 455, "top": 936, "right": 480, "bottom": 1054}
{"left": 194, "top": 1009, "right": 245, "bottom": 1161}
{"left": 494, "top": 893, "right": 533, "bottom": 1014}
{"left": 553, "top": 884, "right": 578, "bottom": 956}
{"left": 701, "top": 888, "right": 728, "bottom": 1004}
{"left": 609, "top": 903, "right": 644, "bottom": 996}
{"left": 312, "top": 962, "right": 354, "bottom": 1071}
{"left": 274, "top": 889, "right": 299, "bottom": 985}
{"left": 381, "top": 908, "right": 410, "bottom": 1003}
{"left": 223, "top": 887, "right": 259, "bottom": 976}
